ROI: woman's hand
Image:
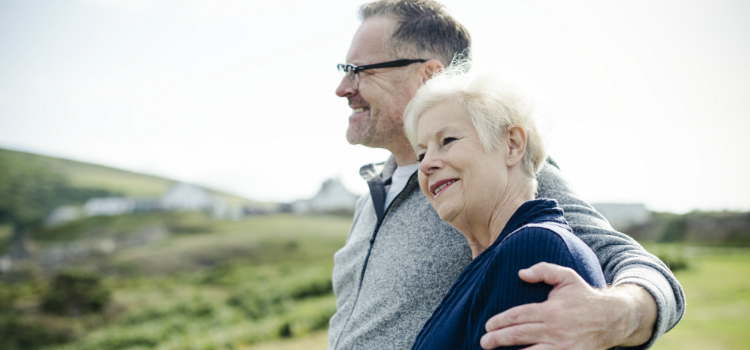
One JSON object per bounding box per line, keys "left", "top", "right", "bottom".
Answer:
{"left": 480, "top": 262, "right": 657, "bottom": 350}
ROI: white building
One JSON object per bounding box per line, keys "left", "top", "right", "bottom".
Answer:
{"left": 293, "top": 178, "right": 359, "bottom": 214}
{"left": 84, "top": 197, "right": 136, "bottom": 216}
{"left": 161, "top": 183, "right": 214, "bottom": 211}
{"left": 591, "top": 203, "right": 651, "bottom": 231}
{"left": 45, "top": 206, "right": 82, "bottom": 226}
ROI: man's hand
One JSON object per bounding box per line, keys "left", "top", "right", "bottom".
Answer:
{"left": 480, "top": 262, "right": 657, "bottom": 350}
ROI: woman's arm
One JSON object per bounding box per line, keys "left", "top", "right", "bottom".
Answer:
{"left": 468, "top": 226, "right": 605, "bottom": 350}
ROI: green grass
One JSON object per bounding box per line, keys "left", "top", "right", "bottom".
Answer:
{"left": 652, "top": 249, "right": 750, "bottom": 350}
{"left": 7, "top": 213, "right": 750, "bottom": 350}
{"left": 104, "top": 214, "right": 349, "bottom": 274}
{"left": 247, "top": 244, "right": 750, "bottom": 350}
{"left": 244, "top": 329, "right": 328, "bottom": 350}
{"left": 1, "top": 214, "right": 352, "bottom": 350}
{"left": 0, "top": 225, "right": 12, "bottom": 240}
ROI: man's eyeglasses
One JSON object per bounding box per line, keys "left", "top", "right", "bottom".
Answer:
{"left": 337, "top": 59, "right": 428, "bottom": 90}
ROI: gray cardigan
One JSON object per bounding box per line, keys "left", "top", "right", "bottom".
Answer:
{"left": 328, "top": 158, "right": 685, "bottom": 350}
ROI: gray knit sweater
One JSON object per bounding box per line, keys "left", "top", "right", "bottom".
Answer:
{"left": 328, "top": 158, "right": 685, "bottom": 350}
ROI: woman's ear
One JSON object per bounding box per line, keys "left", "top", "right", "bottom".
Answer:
{"left": 505, "top": 124, "right": 527, "bottom": 167}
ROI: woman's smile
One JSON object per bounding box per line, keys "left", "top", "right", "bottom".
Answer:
{"left": 430, "top": 178, "right": 459, "bottom": 198}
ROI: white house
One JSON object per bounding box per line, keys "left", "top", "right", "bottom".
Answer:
{"left": 293, "top": 178, "right": 359, "bottom": 214}
{"left": 84, "top": 197, "right": 136, "bottom": 216}
{"left": 161, "top": 183, "right": 214, "bottom": 211}
{"left": 45, "top": 206, "right": 82, "bottom": 226}
{"left": 591, "top": 203, "right": 651, "bottom": 231}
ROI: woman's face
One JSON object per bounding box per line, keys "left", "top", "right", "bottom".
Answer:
{"left": 416, "top": 101, "right": 509, "bottom": 226}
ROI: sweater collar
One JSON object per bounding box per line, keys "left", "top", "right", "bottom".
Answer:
{"left": 494, "top": 199, "right": 569, "bottom": 244}
{"left": 359, "top": 156, "right": 398, "bottom": 184}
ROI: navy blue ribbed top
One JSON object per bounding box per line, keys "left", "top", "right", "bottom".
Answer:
{"left": 411, "top": 199, "right": 606, "bottom": 350}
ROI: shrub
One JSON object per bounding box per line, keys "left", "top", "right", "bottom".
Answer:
{"left": 651, "top": 244, "right": 690, "bottom": 272}
{"left": 724, "top": 229, "right": 750, "bottom": 247}
{"left": 226, "top": 290, "right": 285, "bottom": 319}
{"left": 0, "top": 283, "right": 16, "bottom": 312}
{"left": 658, "top": 217, "right": 688, "bottom": 243}
{"left": 0, "top": 315, "right": 79, "bottom": 350}
{"left": 41, "top": 270, "right": 111, "bottom": 315}
{"left": 288, "top": 277, "right": 333, "bottom": 299}
{"left": 657, "top": 253, "right": 689, "bottom": 272}
{"left": 277, "top": 295, "right": 337, "bottom": 338}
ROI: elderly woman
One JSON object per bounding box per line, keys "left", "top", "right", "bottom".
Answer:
{"left": 403, "top": 66, "right": 606, "bottom": 350}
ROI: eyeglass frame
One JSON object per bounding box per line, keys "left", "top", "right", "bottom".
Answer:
{"left": 337, "top": 59, "right": 428, "bottom": 90}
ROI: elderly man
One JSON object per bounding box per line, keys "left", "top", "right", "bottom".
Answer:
{"left": 329, "top": 1, "right": 684, "bottom": 350}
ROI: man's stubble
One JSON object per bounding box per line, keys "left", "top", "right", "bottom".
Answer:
{"left": 345, "top": 78, "right": 414, "bottom": 152}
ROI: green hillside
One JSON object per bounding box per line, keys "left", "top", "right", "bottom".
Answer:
{"left": 0, "top": 147, "right": 255, "bottom": 206}
{"left": 0, "top": 214, "right": 351, "bottom": 350}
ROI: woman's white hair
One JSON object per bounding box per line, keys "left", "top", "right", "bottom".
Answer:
{"left": 403, "top": 60, "right": 547, "bottom": 193}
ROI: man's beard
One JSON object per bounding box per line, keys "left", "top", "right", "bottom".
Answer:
{"left": 346, "top": 96, "right": 374, "bottom": 145}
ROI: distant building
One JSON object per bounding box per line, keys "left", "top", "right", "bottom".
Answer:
{"left": 293, "top": 178, "right": 359, "bottom": 214}
{"left": 210, "top": 201, "right": 246, "bottom": 221}
{"left": 160, "top": 183, "right": 242, "bottom": 219}
{"left": 208, "top": 198, "right": 244, "bottom": 220}
{"left": 591, "top": 203, "right": 651, "bottom": 231}
{"left": 244, "top": 205, "right": 274, "bottom": 216}
{"left": 84, "top": 197, "right": 136, "bottom": 216}
{"left": 132, "top": 198, "right": 162, "bottom": 212}
{"left": 161, "top": 183, "right": 214, "bottom": 211}
{"left": 51, "top": 183, "right": 247, "bottom": 224}
{"left": 45, "top": 206, "right": 82, "bottom": 226}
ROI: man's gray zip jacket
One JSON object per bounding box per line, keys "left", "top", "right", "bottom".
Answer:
{"left": 328, "top": 157, "right": 685, "bottom": 350}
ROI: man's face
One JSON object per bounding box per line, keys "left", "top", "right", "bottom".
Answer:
{"left": 336, "top": 17, "right": 417, "bottom": 150}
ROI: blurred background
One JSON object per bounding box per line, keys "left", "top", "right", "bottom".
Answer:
{"left": 1, "top": 0, "right": 748, "bottom": 349}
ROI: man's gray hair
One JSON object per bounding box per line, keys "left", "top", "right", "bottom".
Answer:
{"left": 404, "top": 61, "right": 547, "bottom": 193}
{"left": 359, "top": 0, "right": 471, "bottom": 67}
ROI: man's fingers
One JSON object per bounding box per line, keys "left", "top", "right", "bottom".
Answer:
{"left": 518, "top": 262, "right": 581, "bottom": 287}
{"left": 513, "top": 344, "right": 556, "bottom": 350}
{"left": 483, "top": 264, "right": 603, "bottom": 348}
{"left": 485, "top": 303, "right": 544, "bottom": 332}
{"left": 480, "top": 323, "right": 548, "bottom": 349}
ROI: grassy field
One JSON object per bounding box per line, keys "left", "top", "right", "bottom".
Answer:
{"left": 652, "top": 250, "right": 750, "bottom": 350}
{"left": 265, "top": 248, "right": 750, "bottom": 350}
{"left": 3, "top": 213, "right": 749, "bottom": 350}
{"left": 269, "top": 246, "right": 750, "bottom": 350}
{"left": 247, "top": 330, "right": 328, "bottom": 349}
{"left": 1, "top": 214, "right": 351, "bottom": 350}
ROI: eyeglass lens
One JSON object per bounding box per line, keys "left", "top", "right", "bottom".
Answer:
{"left": 338, "top": 65, "right": 359, "bottom": 90}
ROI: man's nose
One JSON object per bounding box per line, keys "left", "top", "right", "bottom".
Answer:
{"left": 336, "top": 76, "right": 356, "bottom": 97}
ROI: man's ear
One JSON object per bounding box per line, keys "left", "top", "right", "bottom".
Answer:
{"left": 419, "top": 59, "right": 444, "bottom": 83}
{"left": 505, "top": 124, "right": 527, "bottom": 167}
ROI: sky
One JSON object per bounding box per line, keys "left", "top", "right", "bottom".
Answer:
{"left": 1, "top": 0, "right": 749, "bottom": 213}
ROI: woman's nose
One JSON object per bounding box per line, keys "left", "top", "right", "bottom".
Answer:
{"left": 419, "top": 150, "right": 443, "bottom": 175}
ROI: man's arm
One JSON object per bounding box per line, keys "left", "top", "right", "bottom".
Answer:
{"left": 481, "top": 161, "right": 685, "bottom": 349}
{"left": 480, "top": 263, "right": 657, "bottom": 349}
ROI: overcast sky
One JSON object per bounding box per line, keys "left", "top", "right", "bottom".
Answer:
{"left": 1, "top": 0, "right": 749, "bottom": 213}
